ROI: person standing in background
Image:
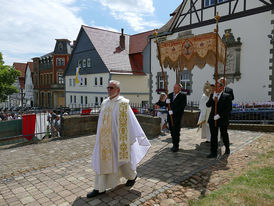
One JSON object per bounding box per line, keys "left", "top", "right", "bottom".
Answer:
{"left": 166, "top": 83, "right": 187, "bottom": 152}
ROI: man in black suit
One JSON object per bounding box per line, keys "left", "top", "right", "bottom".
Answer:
{"left": 219, "top": 77, "right": 234, "bottom": 101}
{"left": 166, "top": 83, "right": 187, "bottom": 152}
{"left": 206, "top": 82, "right": 232, "bottom": 158}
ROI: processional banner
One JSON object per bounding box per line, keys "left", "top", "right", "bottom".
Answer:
{"left": 159, "top": 32, "right": 225, "bottom": 71}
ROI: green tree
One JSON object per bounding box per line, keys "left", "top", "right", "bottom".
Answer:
{"left": 0, "top": 52, "right": 21, "bottom": 102}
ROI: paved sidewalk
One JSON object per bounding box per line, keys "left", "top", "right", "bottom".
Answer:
{"left": 0, "top": 129, "right": 266, "bottom": 206}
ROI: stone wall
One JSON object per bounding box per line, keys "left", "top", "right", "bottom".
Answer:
{"left": 135, "top": 114, "right": 161, "bottom": 138}
{"left": 61, "top": 115, "right": 98, "bottom": 138}
{"left": 56, "top": 112, "right": 274, "bottom": 140}
{"left": 181, "top": 110, "right": 200, "bottom": 128}
{"left": 61, "top": 114, "right": 161, "bottom": 139}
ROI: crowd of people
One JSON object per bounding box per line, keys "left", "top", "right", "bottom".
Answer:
{"left": 0, "top": 112, "right": 23, "bottom": 121}
{"left": 0, "top": 109, "right": 63, "bottom": 139}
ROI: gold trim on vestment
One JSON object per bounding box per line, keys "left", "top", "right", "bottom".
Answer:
{"left": 99, "top": 105, "right": 113, "bottom": 174}
{"left": 118, "top": 102, "right": 130, "bottom": 162}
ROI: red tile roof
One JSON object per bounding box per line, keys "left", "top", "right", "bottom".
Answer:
{"left": 13, "top": 62, "right": 26, "bottom": 77}
{"left": 129, "top": 30, "right": 154, "bottom": 54}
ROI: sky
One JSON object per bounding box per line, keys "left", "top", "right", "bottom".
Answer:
{"left": 0, "top": 0, "right": 182, "bottom": 66}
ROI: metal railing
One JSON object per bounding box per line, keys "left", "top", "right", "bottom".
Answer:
{"left": 1, "top": 101, "right": 273, "bottom": 146}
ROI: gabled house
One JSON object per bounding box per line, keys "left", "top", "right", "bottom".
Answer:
{"left": 64, "top": 25, "right": 153, "bottom": 107}
{"left": 150, "top": 0, "right": 274, "bottom": 103}
{"left": 24, "top": 62, "right": 34, "bottom": 107}
{"left": 32, "top": 39, "right": 73, "bottom": 108}
{"left": 12, "top": 62, "right": 27, "bottom": 107}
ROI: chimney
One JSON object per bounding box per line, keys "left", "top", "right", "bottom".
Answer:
{"left": 120, "top": 28, "right": 125, "bottom": 50}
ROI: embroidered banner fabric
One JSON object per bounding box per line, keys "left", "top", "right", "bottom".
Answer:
{"left": 159, "top": 32, "right": 225, "bottom": 71}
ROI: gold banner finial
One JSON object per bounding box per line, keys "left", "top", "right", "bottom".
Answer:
{"left": 153, "top": 29, "right": 158, "bottom": 37}
{"left": 215, "top": 12, "right": 220, "bottom": 22}
{"left": 225, "top": 30, "right": 230, "bottom": 40}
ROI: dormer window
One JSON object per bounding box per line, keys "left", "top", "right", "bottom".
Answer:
{"left": 58, "top": 42, "right": 63, "bottom": 51}
{"left": 83, "top": 59, "right": 86, "bottom": 68}
{"left": 87, "top": 58, "right": 91, "bottom": 67}
{"left": 78, "top": 59, "right": 82, "bottom": 68}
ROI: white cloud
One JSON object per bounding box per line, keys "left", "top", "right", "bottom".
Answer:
{"left": 97, "top": 0, "right": 161, "bottom": 32}
{"left": 100, "top": 0, "right": 154, "bottom": 13}
{"left": 0, "top": 0, "right": 84, "bottom": 65}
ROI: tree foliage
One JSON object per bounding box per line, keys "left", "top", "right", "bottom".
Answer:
{"left": 0, "top": 52, "right": 21, "bottom": 102}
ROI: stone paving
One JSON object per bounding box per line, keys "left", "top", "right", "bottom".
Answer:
{"left": 0, "top": 128, "right": 267, "bottom": 206}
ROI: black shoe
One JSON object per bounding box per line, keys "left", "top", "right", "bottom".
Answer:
{"left": 207, "top": 153, "right": 217, "bottom": 158}
{"left": 171, "top": 147, "right": 179, "bottom": 152}
{"left": 205, "top": 141, "right": 210, "bottom": 143}
{"left": 87, "top": 189, "right": 105, "bottom": 198}
{"left": 125, "top": 175, "right": 137, "bottom": 187}
{"left": 225, "top": 148, "right": 230, "bottom": 155}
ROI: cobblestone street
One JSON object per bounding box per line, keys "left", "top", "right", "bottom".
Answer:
{"left": 0, "top": 129, "right": 272, "bottom": 206}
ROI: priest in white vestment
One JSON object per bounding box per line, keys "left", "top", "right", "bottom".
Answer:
{"left": 87, "top": 80, "right": 151, "bottom": 198}
{"left": 197, "top": 82, "right": 212, "bottom": 142}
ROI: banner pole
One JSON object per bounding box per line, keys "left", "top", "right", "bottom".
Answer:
{"left": 214, "top": 12, "right": 220, "bottom": 127}
{"left": 154, "top": 30, "right": 174, "bottom": 127}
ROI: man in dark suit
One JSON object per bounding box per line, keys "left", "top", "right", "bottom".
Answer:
{"left": 206, "top": 82, "right": 232, "bottom": 158}
{"left": 219, "top": 77, "right": 234, "bottom": 101}
{"left": 166, "top": 83, "right": 187, "bottom": 152}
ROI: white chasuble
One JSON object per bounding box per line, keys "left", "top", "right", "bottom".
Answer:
{"left": 92, "top": 96, "right": 151, "bottom": 176}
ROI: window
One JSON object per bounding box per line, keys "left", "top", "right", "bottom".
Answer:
{"left": 58, "top": 42, "right": 63, "bottom": 51}
{"left": 84, "top": 78, "right": 87, "bottom": 86}
{"left": 83, "top": 59, "right": 86, "bottom": 68}
{"left": 78, "top": 59, "right": 82, "bottom": 68}
{"left": 100, "top": 97, "right": 103, "bottom": 104}
{"left": 74, "top": 96, "right": 76, "bottom": 103}
{"left": 81, "top": 96, "right": 83, "bottom": 104}
{"left": 69, "top": 79, "right": 72, "bottom": 86}
{"left": 179, "top": 70, "right": 192, "bottom": 95}
{"left": 205, "top": 0, "right": 226, "bottom": 7}
{"left": 159, "top": 76, "right": 164, "bottom": 89}
{"left": 73, "top": 79, "right": 75, "bottom": 87}
{"left": 49, "top": 74, "right": 52, "bottom": 85}
{"left": 95, "top": 77, "right": 97, "bottom": 86}
{"left": 56, "top": 58, "right": 61, "bottom": 66}
{"left": 45, "top": 75, "right": 48, "bottom": 85}
{"left": 156, "top": 72, "right": 167, "bottom": 94}
{"left": 95, "top": 97, "right": 98, "bottom": 105}
{"left": 100, "top": 77, "right": 103, "bottom": 86}
{"left": 85, "top": 96, "right": 88, "bottom": 104}
{"left": 87, "top": 58, "right": 91, "bottom": 67}
{"left": 48, "top": 93, "right": 51, "bottom": 107}
{"left": 57, "top": 72, "right": 64, "bottom": 84}
{"left": 61, "top": 58, "right": 65, "bottom": 66}
{"left": 70, "top": 95, "right": 73, "bottom": 103}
